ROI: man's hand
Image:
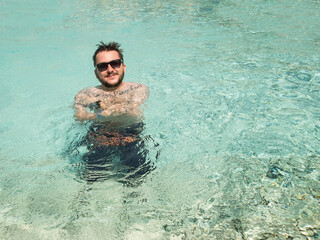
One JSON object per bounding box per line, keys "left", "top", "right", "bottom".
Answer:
{"left": 99, "top": 101, "right": 109, "bottom": 109}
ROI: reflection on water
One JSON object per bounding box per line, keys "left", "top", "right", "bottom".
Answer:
{"left": 66, "top": 0, "right": 222, "bottom": 26}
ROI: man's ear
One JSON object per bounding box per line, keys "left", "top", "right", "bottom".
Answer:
{"left": 94, "top": 69, "right": 98, "bottom": 78}
{"left": 123, "top": 64, "right": 126, "bottom": 73}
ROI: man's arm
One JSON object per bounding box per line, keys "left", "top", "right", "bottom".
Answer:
{"left": 74, "top": 91, "right": 98, "bottom": 121}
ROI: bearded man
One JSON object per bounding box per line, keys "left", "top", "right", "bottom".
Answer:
{"left": 74, "top": 41, "right": 149, "bottom": 121}
{"left": 72, "top": 42, "right": 153, "bottom": 184}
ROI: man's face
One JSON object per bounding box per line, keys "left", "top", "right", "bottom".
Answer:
{"left": 94, "top": 50, "right": 126, "bottom": 88}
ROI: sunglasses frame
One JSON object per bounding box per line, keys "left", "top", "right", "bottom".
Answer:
{"left": 96, "top": 59, "right": 123, "bottom": 72}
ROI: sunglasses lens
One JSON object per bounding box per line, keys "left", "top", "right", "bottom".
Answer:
{"left": 96, "top": 59, "right": 122, "bottom": 72}
{"left": 110, "top": 60, "right": 121, "bottom": 68}
{"left": 97, "top": 63, "right": 108, "bottom": 72}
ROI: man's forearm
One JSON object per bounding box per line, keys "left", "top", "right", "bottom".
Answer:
{"left": 74, "top": 110, "right": 97, "bottom": 121}
{"left": 99, "top": 104, "right": 141, "bottom": 117}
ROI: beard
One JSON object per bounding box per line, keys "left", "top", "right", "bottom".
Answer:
{"left": 101, "top": 72, "right": 125, "bottom": 88}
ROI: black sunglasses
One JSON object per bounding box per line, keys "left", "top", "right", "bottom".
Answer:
{"left": 96, "top": 59, "right": 122, "bottom": 72}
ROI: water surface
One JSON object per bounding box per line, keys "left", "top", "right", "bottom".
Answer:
{"left": 1, "top": 0, "right": 320, "bottom": 239}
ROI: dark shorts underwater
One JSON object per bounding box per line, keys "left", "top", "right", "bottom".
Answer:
{"left": 68, "top": 122, "right": 158, "bottom": 185}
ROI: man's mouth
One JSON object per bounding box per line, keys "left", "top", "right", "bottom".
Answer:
{"left": 106, "top": 74, "right": 117, "bottom": 79}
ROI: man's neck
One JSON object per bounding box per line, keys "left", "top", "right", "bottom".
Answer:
{"left": 100, "top": 82, "right": 124, "bottom": 92}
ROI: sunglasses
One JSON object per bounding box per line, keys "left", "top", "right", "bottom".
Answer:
{"left": 96, "top": 59, "right": 122, "bottom": 72}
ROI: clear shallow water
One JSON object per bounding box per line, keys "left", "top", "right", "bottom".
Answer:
{"left": 1, "top": 0, "right": 320, "bottom": 239}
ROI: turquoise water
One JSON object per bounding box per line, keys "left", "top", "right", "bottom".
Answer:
{"left": 1, "top": 0, "right": 320, "bottom": 239}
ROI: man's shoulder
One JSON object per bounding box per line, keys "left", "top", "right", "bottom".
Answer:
{"left": 125, "top": 82, "right": 149, "bottom": 91}
{"left": 74, "top": 86, "right": 101, "bottom": 105}
{"left": 124, "top": 83, "right": 149, "bottom": 103}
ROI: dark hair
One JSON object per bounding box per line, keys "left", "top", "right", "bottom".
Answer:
{"left": 92, "top": 41, "right": 124, "bottom": 66}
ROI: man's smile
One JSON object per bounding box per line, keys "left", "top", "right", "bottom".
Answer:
{"left": 106, "top": 73, "right": 117, "bottom": 78}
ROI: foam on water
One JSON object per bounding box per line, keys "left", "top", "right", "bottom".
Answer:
{"left": 1, "top": 0, "right": 320, "bottom": 239}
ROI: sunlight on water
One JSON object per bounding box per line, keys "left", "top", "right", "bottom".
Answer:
{"left": 0, "top": 0, "right": 320, "bottom": 239}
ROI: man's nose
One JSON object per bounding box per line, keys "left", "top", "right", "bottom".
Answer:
{"left": 107, "top": 64, "right": 115, "bottom": 72}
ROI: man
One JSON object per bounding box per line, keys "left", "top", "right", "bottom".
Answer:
{"left": 72, "top": 42, "right": 153, "bottom": 184}
{"left": 74, "top": 41, "right": 149, "bottom": 121}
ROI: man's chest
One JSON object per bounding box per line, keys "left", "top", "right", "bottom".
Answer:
{"left": 91, "top": 91, "right": 135, "bottom": 105}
